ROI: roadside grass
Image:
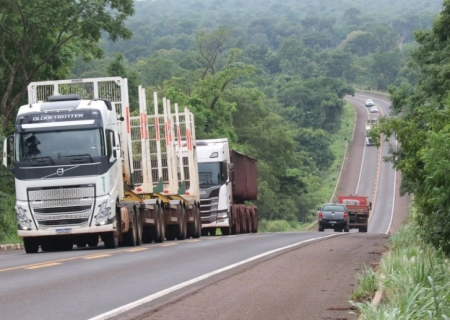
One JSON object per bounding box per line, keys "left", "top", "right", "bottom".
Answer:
{"left": 260, "top": 103, "right": 356, "bottom": 233}
{"left": 351, "top": 215, "right": 450, "bottom": 319}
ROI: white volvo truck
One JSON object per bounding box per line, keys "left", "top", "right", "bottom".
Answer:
{"left": 196, "top": 138, "right": 258, "bottom": 236}
{"left": 3, "top": 77, "right": 201, "bottom": 253}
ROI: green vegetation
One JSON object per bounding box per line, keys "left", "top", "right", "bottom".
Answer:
{"left": 372, "top": 0, "right": 450, "bottom": 255}
{"left": 351, "top": 214, "right": 450, "bottom": 319}
{"left": 0, "top": 0, "right": 445, "bottom": 241}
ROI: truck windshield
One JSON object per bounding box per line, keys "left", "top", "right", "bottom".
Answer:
{"left": 198, "top": 162, "right": 226, "bottom": 187}
{"left": 16, "top": 128, "right": 105, "bottom": 161}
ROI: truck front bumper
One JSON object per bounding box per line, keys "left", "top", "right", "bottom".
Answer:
{"left": 201, "top": 209, "right": 230, "bottom": 228}
{"left": 18, "top": 223, "right": 116, "bottom": 237}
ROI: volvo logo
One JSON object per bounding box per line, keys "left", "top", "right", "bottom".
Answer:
{"left": 56, "top": 168, "right": 64, "bottom": 176}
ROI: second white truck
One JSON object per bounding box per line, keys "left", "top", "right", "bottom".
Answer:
{"left": 196, "top": 138, "right": 258, "bottom": 235}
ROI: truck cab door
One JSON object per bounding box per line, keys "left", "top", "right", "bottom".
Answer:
{"left": 2, "top": 135, "right": 14, "bottom": 171}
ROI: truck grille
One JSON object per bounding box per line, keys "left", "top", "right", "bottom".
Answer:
{"left": 28, "top": 186, "right": 95, "bottom": 228}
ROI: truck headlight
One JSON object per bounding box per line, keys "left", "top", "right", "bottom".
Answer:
{"left": 95, "top": 199, "right": 111, "bottom": 225}
{"left": 217, "top": 212, "right": 228, "bottom": 219}
{"left": 16, "top": 205, "right": 32, "bottom": 230}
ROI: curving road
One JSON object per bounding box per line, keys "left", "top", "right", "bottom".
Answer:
{"left": 0, "top": 93, "right": 408, "bottom": 320}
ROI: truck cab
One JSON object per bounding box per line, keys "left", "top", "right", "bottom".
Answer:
{"left": 196, "top": 139, "right": 232, "bottom": 232}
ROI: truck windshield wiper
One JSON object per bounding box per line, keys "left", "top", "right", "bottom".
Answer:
{"left": 28, "top": 156, "right": 54, "bottom": 165}
{"left": 60, "top": 154, "right": 93, "bottom": 162}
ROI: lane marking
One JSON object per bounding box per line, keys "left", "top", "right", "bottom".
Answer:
{"left": 24, "top": 262, "right": 61, "bottom": 269}
{"left": 159, "top": 243, "right": 177, "bottom": 247}
{"left": 186, "top": 240, "right": 200, "bottom": 243}
{"left": 127, "top": 248, "right": 149, "bottom": 252}
{"left": 386, "top": 140, "right": 397, "bottom": 234}
{"left": 205, "top": 237, "right": 220, "bottom": 240}
{"left": 89, "top": 234, "right": 340, "bottom": 320}
{"left": 355, "top": 106, "right": 370, "bottom": 194}
{"left": 83, "top": 254, "right": 111, "bottom": 260}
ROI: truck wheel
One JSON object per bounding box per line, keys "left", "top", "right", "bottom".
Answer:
{"left": 177, "top": 206, "right": 187, "bottom": 240}
{"left": 76, "top": 241, "right": 87, "bottom": 248}
{"left": 359, "top": 226, "right": 368, "bottom": 233}
{"left": 23, "top": 237, "right": 39, "bottom": 254}
{"left": 136, "top": 210, "right": 143, "bottom": 245}
{"left": 240, "top": 206, "right": 247, "bottom": 233}
{"left": 123, "top": 211, "right": 137, "bottom": 246}
{"left": 193, "top": 206, "right": 201, "bottom": 238}
{"left": 252, "top": 207, "right": 259, "bottom": 233}
{"left": 87, "top": 235, "right": 99, "bottom": 247}
{"left": 246, "top": 207, "right": 253, "bottom": 234}
{"left": 156, "top": 206, "right": 165, "bottom": 243}
{"left": 221, "top": 227, "right": 231, "bottom": 235}
{"left": 318, "top": 224, "right": 324, "bottom": 232}
{"left": 187, "top": 207, "right": 198, "bottom": 239}
{"left": 231, "top": 205, "right": 239, "bottom": 235}
{"left": 102, "top": 231, "right": 119, "bottom": 249}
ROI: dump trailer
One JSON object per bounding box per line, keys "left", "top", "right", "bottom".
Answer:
{"left": 337, "top": 195, "right": 370, "bottom": 232}
{"left": 3, "top": 77, "right": 200, "bottom": 253}
{"left": 196, "top": 139, "right": 258, "bottom": 236}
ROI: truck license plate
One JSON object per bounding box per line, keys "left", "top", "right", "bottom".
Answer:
{"left": 55, "top": 228, "right": 72, "bottom": 234}
{"left": 329, "top": 221, "right": 336, "bottom": 224}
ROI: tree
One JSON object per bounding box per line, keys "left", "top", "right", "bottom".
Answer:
{"left": 0, "top": 0, "right": 134, "bottom": 131}
{"left": 372, "top": 0, "right": 450, "bottom": 255}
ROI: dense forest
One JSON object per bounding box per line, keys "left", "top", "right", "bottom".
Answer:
{"left": 0, "top": 0, "right": 444, "bottom": 242}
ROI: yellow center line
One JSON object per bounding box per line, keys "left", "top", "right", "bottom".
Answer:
{"left": 205, "top": 237, "right": 220, "bottom": 240}
{"left": 159, "top": 243, "right": 177, "bottom": 247}
{"left": 24, "top": 262, "right": 61, "bottom": 270}
{"left": 126, "top": 247, "right": 148, "bottom": 252}
{"left": 83, "top": 254, "right": 111, "bottom": 260}
{"left": 186, "top": 239, "right": 201, "bottom": 243}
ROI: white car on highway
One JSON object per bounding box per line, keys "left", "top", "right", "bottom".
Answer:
{"left": 370, "top": 106, "right": 379, "bottom": 113}
{"left": 365, "top": 99, "right": 374, "bottom": 107}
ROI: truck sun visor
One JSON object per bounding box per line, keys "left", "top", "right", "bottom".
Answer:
{"left": 40, "top": 99, "right": 81, "bottom": 111}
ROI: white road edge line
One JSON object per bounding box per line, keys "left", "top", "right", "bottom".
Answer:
{"left": 88, "top": 234, "right": 339, "bottom": 320}
{"left": 356, "top": 106, "right": 370, "bottom": 194}
{"left": 386, "top": 140, "right": 397, "bottom": 234}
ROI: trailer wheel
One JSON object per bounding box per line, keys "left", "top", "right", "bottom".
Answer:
{"left": 23, "top": 237, "right": 39, "bottom": 254}
{"left": 136, "top": 210, "right": 143, "bottom": 246}
{"left": 177, "top": 206, "right": 187, "bottom": 240}
{"left": 193, "top": 205, "right": 201, "bottom": 238}
{"left": 246, "top": 207, "right": 253, "bottom": 234}
{"left": 252, "top": 206, "right": 259, "bottom": 233}
{"left": 240, "top": 206, "right": 247, "bottom": 233}
{"left": 155, "top": 205, "right": 165, "bottom": 243}
{"left": 187, "top": 207, "right": 198, "bottom": 239}
{"left": 359, "top": 226, "right": 368, "bottom": 233}
{"left": 231, "top": 205, "right": 239, "bottom": 235}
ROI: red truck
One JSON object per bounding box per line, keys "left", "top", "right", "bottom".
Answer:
{"left": 337, "top": 195, "right": 371, "bottom": 232}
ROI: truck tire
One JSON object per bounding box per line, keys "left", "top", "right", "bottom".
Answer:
{"left": 87, "top": 235, "right": 99, "bottom": 247}
{"left": 231, "top": 205, "right": 240, "bottom": 235}
{"left": 193, "top": 205, "right": 201, "bottom": 238}
{"left": 76, "top": 241, "right": 87, "bottom": 248}
{"left": 122, "top": 211, "right": 138, "bottom": 246}
{"left": 136, "top": 210, "right": 143, "bottom": 245}
{"left": 156, "top": 208, "right": 165, "bottom": 243}
{"left": 246, "top": 207, "right": 252, "bottom": 234}
{"left": 240, "top": 206, "right": 247, "bottom": 233}
{"left": 187, "top": 207, "right": 198, "bottom": 239}
{"left": 23, "top": 237, "right": 39, "bottom": 254}
{"left": 221, "top": 227, "right": 231, "bottom": 235}
{"left": 102, "top": 231, "right": 119, "bottom": 249}
{"left": 252, "top": 206, "right": 259, "bottom": 233}
{"left": 177, "top": 206, "right": 187, "bottom": 240}
{"left": 359, "top": 226, "right": 368, "bottom": 233}
{"left": 318, "top": 224, "right": 324, "bottom": 232}
{"left": 201, "top": 228, "right": 208, "bottom": 236}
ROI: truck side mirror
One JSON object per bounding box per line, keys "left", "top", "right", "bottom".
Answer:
{"left": 228, "top": 163, "right": 234, "bottom": 182}
{"left": 3, "top": 135, "right": 14, "bottom": 168}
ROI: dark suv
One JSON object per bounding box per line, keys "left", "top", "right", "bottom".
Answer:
{"left": 317, "top": 203, "right": 350, "bottom": 232}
